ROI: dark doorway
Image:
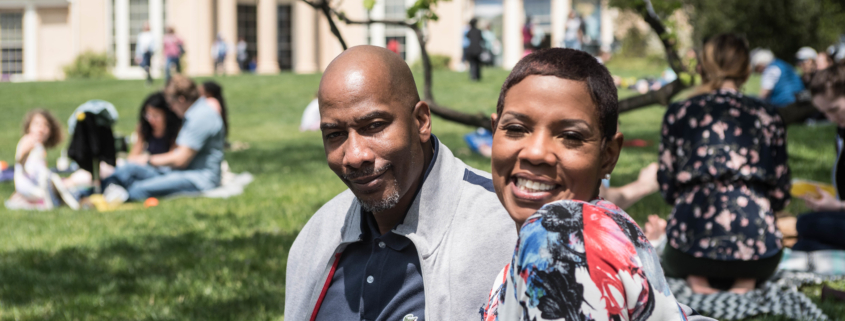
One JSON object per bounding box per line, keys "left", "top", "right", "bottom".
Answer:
{"left": 277, "top": 4, "right": 292, "bottom": 70}
{"left": 237, "top": 4, "right": 257, "bottom": 66}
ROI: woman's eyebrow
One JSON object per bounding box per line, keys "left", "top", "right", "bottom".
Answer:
{"left": 552, "top": 119, "right": 591, "bottom": 128}
{"left": 501, "top": 111, "right": 531, "bottom": 121}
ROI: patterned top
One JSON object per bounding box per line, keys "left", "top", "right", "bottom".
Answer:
{"left": 658, "top": 89, "right": 790, "bottom": 261}
{"left": 481, "top": 199, "right": 687, "bottom": 321}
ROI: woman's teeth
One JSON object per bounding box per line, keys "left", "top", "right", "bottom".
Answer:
{"left": 516, "top": 178, "right": 555, "bottom": 192}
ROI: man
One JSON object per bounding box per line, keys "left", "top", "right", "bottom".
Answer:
{"left": 466, "top": 18, "right": 484, "bottom": 81}
{"left": 135, "top": 22, "right": 155, "bottom": 85}
{"left": 284, "top": 46, "right": 516, "bottom": 321}
{"left": 796, "top": 46, "right": 818, "bottom": 88}
{"left": 103, "top": 75, "right": 225, "bottom": 201}
{"left": 751, "top": 48, "right": 804, "bottom": 107}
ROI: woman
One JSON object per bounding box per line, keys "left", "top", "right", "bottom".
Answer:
{"left": 791, "top": 63, "right": 845, "bottom": 251}
{"left": 199, "top": 81, "right": 229, "bottom": 138}
{"left": 657, "top": 34, "right": 790, "bottom": 294}
{"left": 128, "top": 92, "right": 182, "bottom": 162}
{"left": 482, "top": 48, "right": 687, "bottom": 321}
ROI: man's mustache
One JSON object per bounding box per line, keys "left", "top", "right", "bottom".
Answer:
{"left": 342, "top": 163, "right": 392, "bottom": 181}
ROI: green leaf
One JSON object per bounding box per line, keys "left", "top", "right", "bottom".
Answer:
{"left": 363, "top": 0, "right": 376, "bottom": 10}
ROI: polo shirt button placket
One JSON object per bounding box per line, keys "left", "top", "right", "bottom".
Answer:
{"left": 378, "top": 241, "right": 386, "bottom": 249}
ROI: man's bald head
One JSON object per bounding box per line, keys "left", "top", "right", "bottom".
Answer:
{"left": 318, "top": 45, "right": 420, "bottom": 112}
{"left": 317, "top": 45, "right": 433, "bottom": 218}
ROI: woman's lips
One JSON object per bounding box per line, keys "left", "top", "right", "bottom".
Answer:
{"left": 509, "top": 176, "right": 559, "bottom": 202}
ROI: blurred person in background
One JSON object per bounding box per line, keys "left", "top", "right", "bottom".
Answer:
{"left": 103, "top": 75, "right": 225, "bottom": 201}
{"left": 6, "top": 110, "right": 64, "bottom": 210}
{"left": 659, "top": 34, "right": 790, "bottom": 294}
{"left": 466, "top": 18, "right": 484, "bottom": 81}
{"left": 818, "top": 51, "right": 834, "bottom": 71}
{"left": 128, "top": 92, "right": 182, "bottom": 162}
{"left": 562, "top": 10, "right": 583, "bottom": 50}
{"left": 199, "top": 81, "right": 230, "bottom": 141}
{"left": 790, "top": 63, "right": 845, "bottom": 252}
{"left": 212, "top": 34, "right": 228, "bottom": 76}
{"left": 751, "top": 48, "right": 805, "bottom": 107}
{"left": 237, "top": 37, "right": 249, "bottom": 72}
{"left": 796, "top": 47, "right": 818, "bottom": 88}
{"left": 135, "top": 22, "right": 155, "bottom": 85}
{"left": 162, "top": 27, "right": 184, "bottom": 84}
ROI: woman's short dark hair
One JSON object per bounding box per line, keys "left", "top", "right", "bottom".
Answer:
{"left": 496, "top": 48, "right": 618, "bottom": 140}
{"left": 202, "top": 81, "right": 229, "bottom": 138}
{"left": 139, "top": 92, "right": 182, "bottom": 145}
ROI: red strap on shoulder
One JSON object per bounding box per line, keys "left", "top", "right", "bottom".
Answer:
{"left": 309, "top": 252, "right": 342, "bottom": 321}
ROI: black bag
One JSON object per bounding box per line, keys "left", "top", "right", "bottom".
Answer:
{"left": 67, "top": 112, "right": 116, "bottom": 173}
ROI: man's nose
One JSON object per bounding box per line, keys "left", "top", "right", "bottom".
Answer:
{"left": 342, "top": 133, "right": 375, "bottom": 169}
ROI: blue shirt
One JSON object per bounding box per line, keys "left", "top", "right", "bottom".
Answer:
{"left": 174, "top": 97, "right": 225, "bottom": 190}
{"left": 314, "top": 136, "right": 441, "bottom": 321}
{"left": 767, "top": 59, "right": 804, "bottom": 107}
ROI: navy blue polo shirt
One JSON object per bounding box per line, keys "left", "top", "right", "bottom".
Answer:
{"left": 313, "top": 136, "right": 440, "bottom": 321}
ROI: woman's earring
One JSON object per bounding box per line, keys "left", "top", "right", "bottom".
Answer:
{"left": 604, "top": 173, "right": 611, "bottom": 180}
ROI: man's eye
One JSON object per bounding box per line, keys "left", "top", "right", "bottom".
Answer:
{"left": 366, "top": 122, "right": 386, "bottom": 131}
{"left": 325, "top": 131, "right": 345, "bottom": 139}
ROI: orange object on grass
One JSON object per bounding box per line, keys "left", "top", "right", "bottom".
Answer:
{"left": 144, "top": 197, "right": 159, "bottom": 208}
{"left": 0, "top": 160, "right": 7, "bottom": 171}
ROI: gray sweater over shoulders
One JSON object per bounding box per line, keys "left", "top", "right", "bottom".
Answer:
{"left": 284, "top": 138, "right": 516, "bottom": 321}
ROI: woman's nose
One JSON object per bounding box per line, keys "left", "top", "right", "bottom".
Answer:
{"left": 520, "top": 132, "right": 556, "bottom": 166}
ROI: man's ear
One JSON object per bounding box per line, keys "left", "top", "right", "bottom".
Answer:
{"left": 413, "top": 100, "right": 432, "bottom": 144}
{"left": 601, "top": 132, "right": 624, "bottom": 178}
{"left": 490, "top": 113, "right": 498, "bottom": 134}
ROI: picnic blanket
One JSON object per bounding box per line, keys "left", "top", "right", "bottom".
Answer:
{"left": 169, "top": 171, "right": 254, "bottom": 199}
{"left": 668, "top": 271, "right": 843, "bottom": 320}
{"left": 779, "top": 248, "right": 845, "bottom": 275}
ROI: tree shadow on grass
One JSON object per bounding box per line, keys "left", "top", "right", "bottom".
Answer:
{"left": 0, "top": 215, "right": 298, "bottom": 320}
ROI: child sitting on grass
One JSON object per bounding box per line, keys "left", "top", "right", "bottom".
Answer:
{"left": 5, "top": 109, "right": 64, "bottom": 210}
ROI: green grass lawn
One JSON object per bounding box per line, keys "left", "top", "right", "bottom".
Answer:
{"left": 0, "top": 60, "right": 843, "bottom": 320}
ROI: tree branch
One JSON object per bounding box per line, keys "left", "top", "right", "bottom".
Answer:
{"left": 333, "top": 10, "right": 414, "bottom": 26}
{"left": 429, "top": 102, "right": 492, "bottom": 129}
{"left": 615, "top": 0, "right": 693, "bottom": 113}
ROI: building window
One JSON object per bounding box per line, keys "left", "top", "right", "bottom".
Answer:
{"left": 0, "top": 12, "right": 24, "bottom": 76}
{"left": 277, "top": 4, "right": 292, "bottom": 71}
{"left": 237, "top": 4, "right": 257, "bottom": 67}
{"left": 384, "top": 0, "right": 406, "bottom": 60}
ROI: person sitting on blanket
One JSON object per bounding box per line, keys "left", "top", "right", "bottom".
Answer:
{"left": 481, "top": 48, "right": 692, "bottom": 321}
{"left": 103, "top": 75, "right": 225, "bottom": 201}
{"left": 658, "top": 34, "right": 791, "bottom": 294}
{"left": 786, "top": 62, "right": 845, "bottom": 252}
{"left": 6, "top": 109, "right": 64, "bottom": 210}
{"left": 128, "top": 92, "right": 183, "bottom": 161}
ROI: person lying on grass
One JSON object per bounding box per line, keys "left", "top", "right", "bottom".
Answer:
{"left": 481, "top": 48, "right": 701, "bottom": 321}
{"left": 6, "top": 109, "right": 64, "bottom": 210}
{"left": 284, "top": 45, "right": 516, "bottom": 321}
{"left": 102, "top": 75, "right": 225, "bottom": 201}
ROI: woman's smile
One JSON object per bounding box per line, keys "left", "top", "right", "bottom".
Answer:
{"left": 509, "top": 174, "right": 561, "bottom": 202}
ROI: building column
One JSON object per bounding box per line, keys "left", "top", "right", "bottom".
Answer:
{"left": 403, "top": 0, "right": 419, "bottom": 63}
{"left": 369, "top": 0, "right": 385, "bottom": 47}
{"left": 217, "top": 0, "right": 238, "bottom": 74}
{"left": 502, "top": 0, "right": 524, "bottom": 69}
{"left": 550, "top": 0, "right": 570, "bottom": 48}
{"left": 599, "top": 0, "right": 615, "bottom": 52}
{"left": 114, "top": 0, "right": 130, "bottom": 75}
{"left": 257, "top": 0, "right": 279, "bottom": 73}
{"left": 23, "top": 3, "right": 38, "bottom": 80}
{"left": 149, "top": 0, "right": 164, "bottom": 77}
{"left": 293, "top": 0, "right": 317, "bottom": 73}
